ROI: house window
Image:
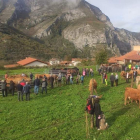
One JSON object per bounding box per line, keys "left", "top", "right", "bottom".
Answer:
{"left": 130, "top": 60, "right": 132, "bottom": 63}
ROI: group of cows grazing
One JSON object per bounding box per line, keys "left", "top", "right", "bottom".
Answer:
{"left": 88, "top": 70, "right": 140, "bottom": 109}
{"left": 120, "top": 71, "right": 140, "bottom": 86}
{"left": 121, "top": 70, "right": 140, "bottom": 108}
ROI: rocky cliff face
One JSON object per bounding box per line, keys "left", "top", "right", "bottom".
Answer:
{"left": 0, "top": 0, "right": 140, "bottom": 56}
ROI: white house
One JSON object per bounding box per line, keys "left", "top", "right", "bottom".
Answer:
{"left": 71, "top": 58, "right": 82, "bottom": 66}
{"left": 49, "top": 58, "right": 60, "bottom": 65}
{"left": 17, "top": 57, "right": 49, "bottom": 67}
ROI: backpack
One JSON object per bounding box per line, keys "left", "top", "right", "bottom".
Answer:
{"left": 86, "top": 97, "right": 94, "bottom": 114}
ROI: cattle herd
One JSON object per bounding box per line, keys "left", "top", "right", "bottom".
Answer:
{"left": 1, "top": 66, "right": 140, "bottom": 109}
{"left": 1, "top": 67, "right": 80, "bottom": 88}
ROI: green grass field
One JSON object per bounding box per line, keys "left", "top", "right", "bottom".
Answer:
{"left": 0, "top": 67, "right": 140, "bottom": 140}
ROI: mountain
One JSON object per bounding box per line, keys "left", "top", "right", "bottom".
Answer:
{"left": 0, "top": 22, "right": 79, "bottom": 62}
{"left": 0, "top": 0, "right": 140, "bottom": 60}
{"left": 0, "top": 23, "right": 52, "bottom": 61}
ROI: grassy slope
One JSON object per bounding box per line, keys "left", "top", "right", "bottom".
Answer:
{"left": 0, "top": 66, "right": 140, "bottom": 140}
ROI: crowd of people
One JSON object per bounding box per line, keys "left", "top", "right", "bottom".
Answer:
{"left": 98, "top": 65, "right": 119, "bottom": 87}
{"left": 1, "top": 68, "right": 94, "bottom": 101}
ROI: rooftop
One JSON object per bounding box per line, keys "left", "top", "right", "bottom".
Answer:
{"left": 116, "top": 51, "right": 140, "bottom": 61}
{"left": 108, "top": 57, "right": 119, "bottom": 64}
{"left": 17, "top": 57, "right": 49, "bottom": 66}
{"left": 17, "top": 57, "right": 37, "bottom": 66}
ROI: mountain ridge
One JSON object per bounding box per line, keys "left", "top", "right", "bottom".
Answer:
{"left": 0, "top": 0, "right": 140, "bottom": 61}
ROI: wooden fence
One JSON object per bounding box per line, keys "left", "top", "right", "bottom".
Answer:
{"left": 49, "top": 70, "right": 67, "bottom": 77}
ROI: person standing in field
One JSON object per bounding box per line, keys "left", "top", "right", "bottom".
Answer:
{"left": 76, "top": 73, "right": 80, "bottom": 84}
{"left": 34, "top": 77, "right": 40, "bottom": 94}
{"left": 50, "top": 74, "right": 54, "bottom": 88}
{"left": 94, "top": 98, "right": 102, "bottom": 130}
{"left": 126, "top": 72, "right": 129, "bottom": 83}
{"left": 104, "top": 73, "right": 108, "bottom": 86}
{"left": 103, "top": 73, "right": 106, "bottom": 84}
{"left": 9, "top": 80, "right": 15, "bottom": 96}
{"left": 1, "top": 80, "right": 7, "bottom": 97}
{"left": 44, "top": 75, "right": 47, "bottom": 81}
{"left": 17, "top": 81, "right": 23, "bottom": 101}
{"left": 90, "top": 68, "right": 94, "bottom": 77}
{"left": 110, "top": 73, "right": 115, "bottom": 87}
{"left": 70, "top": 74, "right": 73, "bottom": 84}
{"left": 133, "top": 70, "right": 137, "bottom": 82}
{"left": 41, "top": 78, "right": 47, "bottom": 94}
{"left": 58, "top": 73, "right": 62, "bottom": 86}
{"left": 23, "top": 82, "right": 31, "bottom": 101}
{"left": 20, "top": 79, "right": 26, "bottom": 87}
{"left": 86, "top": 68, "right": 89, "bottom": 76}
{"left": 30, "top": 72, "right": 33, "bottom": 80}
{"left": 81, "top": 75, "right": 84, "bottom": 84}
{"left": 65, "top": 74, "right": 69, "bottom": 85}
{"left": 115, "top": 73, "right": 119, "bottom": 86}
{"left": 83, "top": 69, "right": 86, "bottom": 77}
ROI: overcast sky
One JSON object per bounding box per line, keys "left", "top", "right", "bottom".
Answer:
{"left": 86, "top": 0, "right": 140, "bottom": 32}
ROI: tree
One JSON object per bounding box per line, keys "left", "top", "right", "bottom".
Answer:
{"left": 64, "top": 55, "right": 72, "bottom": 61}
{"left": 95, "top": 49, "right": 108, "bottom": 65}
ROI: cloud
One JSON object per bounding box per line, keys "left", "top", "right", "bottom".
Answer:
{"left": 86, "top": 0, "right": 140, "bottom": 32}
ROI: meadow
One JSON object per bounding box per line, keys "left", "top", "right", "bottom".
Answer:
{"left": 0, "top": 66, "right": 140, "bottom": 140}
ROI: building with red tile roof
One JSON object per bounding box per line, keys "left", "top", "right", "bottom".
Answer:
{"left": 17, "top": 57, "right": 49, "bottom": 67}
{"left": 108, "top": 57, "right": 119, "bottom": 64}
{"left": 116, "top": 50, "right": 140, "bottom": 64}
{"left": 4, "top": 64, "right": 20, "bottom": 68}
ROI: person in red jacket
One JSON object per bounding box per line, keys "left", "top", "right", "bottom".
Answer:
{"left": 20, "top": 79, "right": 26, "bottom": 87}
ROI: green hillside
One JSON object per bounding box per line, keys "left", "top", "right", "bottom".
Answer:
{"left": 0, "top": 23, "right": 52, "bottom": 62}
{"left": 0, "top": 67, "right": 140, "bottom": 140}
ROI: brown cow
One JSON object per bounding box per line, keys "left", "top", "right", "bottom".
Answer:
{"left": 6, "top": 77, "right": 30, "bottom": 87}
{"left": 8, "top": 74, "right": 28, "bottom": 78}
{"left": 120, "top": 71, "right": 126, "bottom": 79}
{"left": 124, "top": 87, "right": 140, "bottom": 108}
{"left": 89, "top": 79, "right": 97, "bottom": 95}
{"left": 120, "top": 71, "right": 133, "bottom": 79}
{"left": 136, "top": 76, "right": 140, "bottom": 87}
{"left": 137, "top": 84, "right": 140, "bottom": 90}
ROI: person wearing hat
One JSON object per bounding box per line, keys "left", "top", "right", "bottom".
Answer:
{"left": 1, "top": 80, "right": 7, "bottom": 97}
